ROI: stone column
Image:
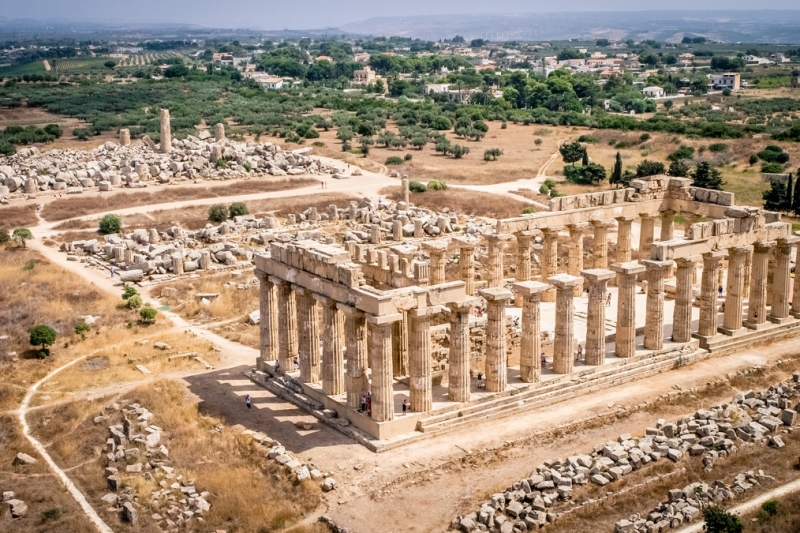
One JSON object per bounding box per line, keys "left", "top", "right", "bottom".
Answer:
{"left": 743, "top": 247, "right": 753, "bottom": 298}
{"left": 660, "top": 210, "right": 675, "bottom": 242}
{"left": 340, "top": 304, "right": 368, "bottom": 409}
{"left": 638, "top": 214, "right": 655, "bottom": 260}
{"left": 567, "top": 224, "right": 586, "bottom": 296}
{"left": 512, "top": 281, "right": 549, "bottom": 382}
{"left": 591, "top": 221, "right": 611, "bottom": 269}
{"left": 392, "top": 220, "right": 403, "bottom": 241}
{"left": 548, "top": 274, "right": 582, "bottom": 374}
{"left": 367, "top": 314, "right": 402, "bottom": 422}
{"left": 214, "top": 122, "right": 225, "bottom": 141}
{"left": 615, "top": 216, "right": 635, "bottom": 263}
{"left": 316, "top": 295, "right": 345, "bottom": 396}
{"left": 273, "top": 278, "right": 298, "bottom": 372}
{"left": 541, "top": 227, "right": 562, "bottom": 302}
{"left": 401, "top": 175, "right": 410, "bottom": 204}
{"left": 256, "top": 270, "right": 279, "bottom": 362}
{"left": 745, "top": 241, "right": 774, "bottom": 329}
{"left": 408, "top": 306, "right": 439, "bottom": 413}
{"left": 672, "top": 256, "right": 699, "bottom": 343}
{"left": 696, "top": 252, "right": 724, "bottom": 338}
{"left": 770, "top": 237, "right": 798, "bottom": 323}
{"left": 159, "top": 109, "right": 172, "bottom": 154}
{"left": 479, "top": 287, "right": 513, "bottom": 392}
{"left": 611, "top": 262, "right": 646, "bottom": 357}
{"left": 642, "top": 260, "right": 673, "bottom": 351}
{"left": 581, "top": 269, "right": 615, "bottom": 365}
{"left": 295, "top": 287, "right": 321, "bottom": 383}
{"left": 447, "top": 299, "right": 477, "bottom": 402}
{"left": 391, "top": 311, "right": 408, "bottom": 377}
{"left": 720, "top": 246, "right": 750, "bottom": 335}
{"left": 119, "top": 128, "right": 131, "bottom": 146}
{"left": 514, "top": 232, "right": 534, "bottom": 306}
{"left": 486, "top": 234, "right": 512, "bottom": 288}
{"left": 456, "top": 239, "right": 476, "bottom": 295}
{"left": 792, "top": 242, "right": 800, "bottom": 318}
{"left": 423, "top": 240, "right": 448, "bottom": 285}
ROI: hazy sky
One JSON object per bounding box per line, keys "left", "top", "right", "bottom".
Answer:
{"left": 4, "top": 1, "right": 800, "bottom": 30}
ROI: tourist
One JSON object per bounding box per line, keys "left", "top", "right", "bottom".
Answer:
{"left": 541, "top": 352, "right": 547, "bottom": 368}
{"left": 718, "top": 285, "right": 723, "bottom": 297}
{"left": 576, "top": 344, "right": 583, "bottom": 362}
{"left": 274, "top": 361, "right": 281, "bottom": 374}
{"left": 366, "top": 392, "right": 372, "bottom": 417}
{"left": 293, "top": 359, "right": 299, "bottom": 371}
{"left": 110, "top": 267, "right": 115, "bottom": 278}
{"left": 402, "top": 399, "right": 408, "bottom": 415}
{"left": 607, "top": 292, "right": 612, "bottom": 307}
{"left": 477, "top": 372, "right": 483, "bottom": 388}
{"left": 360, "top": 395, "right": 367, "bottom": 413}
{"left": 245, "top": 394, "right": 252, "bottom": 411}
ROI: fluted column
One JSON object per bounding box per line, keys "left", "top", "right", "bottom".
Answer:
{"left": 514, "top": 232, "right": 535, "bottom": 307}
{"left": 642, "top": 260, "right": 674, "bottom": 350}
{"left": 512, "top": 281, "right": 549, "bottom": 382}
{"left": 255, "top": 270, "right": 279, "bottom": 362}
{"left": 367, "top": 314, "right": 402, "bottom": 422}
{"left": 295, "top": 287, "right": 321, "bottom": 383}
{"left": 479, "top": 287, "right": 513, "bottom": 392}
{"left": 770, "top": 237, "right": 798, "bottom": 323}
{"left": 487, "top": 234, "right": 512, "bottom": 288}
{"left": 567, "top": 224, "right": 586, "bottom": 296}
{"left": 316, "top": 295, "right": 345, "bottom": 395}
{"left": 638, "top": 214, "right": 655, "bottom": 260}
{"left": 340, "top": 304, "right": 368, "bottom": 409}
{"left": 391, "top": 311, "right": 408, "bottom": 377}
{"left": 696, "top": 252, "right": 724, "bottom": 338}
{"left": 744, "top": 247, "right": 753, "bottom": 299}
{"left": 615, "top": 216, "right": 635, "bottom": 263}
{"left": 548, "top": 274, "right": 582, "bottom": 374}
{"left": 541, "top": 227, "right": 562, "bottom": 302}
{"left": 792, "top": 242, "right": 800, "bottom": 318}
{"left": 272, "top": 277, "right": 298, "bottom": 373}
{"left": 672, "top": 256, "right": 699, "bottom": 343}
{"left": 720, "top": 246, "right": 750, "bottom": 335}
{"left": 456, "top": 239, "right": 477, "bottom": 295}
{"left": 660, "top": 210, "right": 675, "bottom": 242}
{"left": 422, "top": 240, "right": 448, "bottom": 285}
{"left": 611, "top": 262, "right": 646, "bottom": 357}
{"left": 447, "top": 299, "right": 477, "bottom": 402}
{"left": 581, "top": 269, "right": 615, "bottom": 365}
{"left": 408, "top": 306, "right": 438, "bottom": 413}
{"left": 591, "top": 221, "right": 611, "bottom": 269}
{"left": 745, "top": 241, "right": 774, "bottom": 329}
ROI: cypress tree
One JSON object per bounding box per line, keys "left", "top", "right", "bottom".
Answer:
{"left": 611, "top": 152, "right": 622, "bottom": 187}
{"left": 785, "top": 173, "right": 794, "bottom": 212}
{"left": 793, "top": 174, "right": 800, "bottom": 216}
{"left": 581, "top": 148, "right": 589, "bottom": 166}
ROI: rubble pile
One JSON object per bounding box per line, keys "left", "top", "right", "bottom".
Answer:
{"left": 0, "top": 137, "right": 332, "bottom": 197}
{"left": 450, "top": 372, "right": 800, "bottom": 532}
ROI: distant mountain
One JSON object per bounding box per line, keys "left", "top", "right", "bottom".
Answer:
{"left": 339, "top": 10, "right": 800, "bottom": 43}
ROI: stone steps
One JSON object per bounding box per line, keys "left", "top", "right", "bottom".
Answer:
{"left": 701, "top": 319, "right": 800, "bottom": 355}
{"left": 416, "top": 346, "right": 706, "bottom": 436}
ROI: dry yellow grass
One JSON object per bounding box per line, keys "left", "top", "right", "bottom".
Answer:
{"left": 0, "top": 204, "right": 40, "bottom": 230}
{"left": 380, "top": 186, "right": 534, "bottom": 219}
{"left": 150, "top": 272, "right": 260, "bottom": 324}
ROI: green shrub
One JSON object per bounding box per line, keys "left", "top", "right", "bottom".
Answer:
{"left": 126, "top": 294, "right": 143, "bottom": 310}
{"left": 98, "top": 214, "right": 122, "bottom": 234}
{"left": 484, "top": 148, "right": 503, "bottom": 161}
{"left": 762, "top": 162, "right": 786, "bottom": 174}
{"left": 758, "top": 145, "right": 790, "bottom": 163}
{"left": 122, "top": 286, "right": 138, "bottom": 300}
{"left": 0, "top": 229, "right": 9, "bottom": 245}
{"left": 228, "top": 202, "right": 248, "bottom": 217}
{"left": 385, "top": 156, "right": 403, "bottom": 165}
{"left": 615, "top": 141, "right": 630, "bottom": 149}
{"left": 40, "top": 508, "right": 63, "bottom": 522}
{"left": 760, "top": 499, "right": 779, "bottom": 518}
{"left": 208, "top": 204, "right": 228, "bottom": 222}
{"left": 749, "top": 154, "right": 759, "bottom": 166}
{"left": 140, "top": 307, "right": 158, "bottom": 324}
{"left": 427, "top": 179, "right": 447, "bottom": 191}
{"left": 539, "top": 184, "right": 550, "bottom": 194}
{"left": 408, "top": 181, "right": 427, "bottom": 193}
{"left": 708, "top": 142, "right": 728, "bottom": 153}
{"left": 668, "top": 145, "right": 695, "bottom": 161}
{"left": 702, "top": 506, "right": 743, "bottom": 533}
{"left": 30, "top": 324, "right": 57, "bottom": 357}
{"left": 215, "top": 158, "right": 227, "bottom": 168}
{"left": 23, "top": 259, "right": 35, "bottom": 271}
{"left": 522, "top": 206, "right": 535, "bottom": 214}
{"left": 404, "top": 153, "right": 412, "bottom": 161}
{"left": 74, "top": 320, "right": 90, "bottom": 339}
{"left": 242, "top": 162, "right": 252, "bottom": 172}
{"left": 544, "top": 178, "right": 556, "bottom": 189}
{"left": 577, "top": 135, "right": 598, "bottom": 143}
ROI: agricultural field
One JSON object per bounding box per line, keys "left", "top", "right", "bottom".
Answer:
{"left": 0, "top": 60, "right": 47, "bottom": 78}
{"left": 114, "top": 52, "right": 179, "bottom": 67}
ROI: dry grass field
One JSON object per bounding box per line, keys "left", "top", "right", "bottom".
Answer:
{"left": 742, "top": 490, "right": 800, "bottom": 532}
{"left": 380, "top": 186, "right": 535, "bottom": 219}
{"left": 0, "top": 204, "right": 40, "bottom": 230}
{"left": 150, "top": 272, "right": 260, "bottom": 325}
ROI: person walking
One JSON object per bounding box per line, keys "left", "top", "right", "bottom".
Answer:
{"left": 606, "top": 292, "right": 612, "bottom": 307}
{"left": 577, "top": 344, "right": 583, "bottom": 362}
{"left": 541, "top": 352, "right": 547, "bottom": 369}
{"left": 245, "top": 394, "right": 252, "bottom": 411}
{"left": 402, "top": 399, "right": 408, "bottom": 415}
{"left": 360, "top": 394, "right": 367, "bottom": 413}
{"left": 110, "top": 267, "right": 115, "bottom": 279}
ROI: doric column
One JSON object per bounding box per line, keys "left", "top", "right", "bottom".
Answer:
{"left": 792, "top": 242, "right": 800, "bottom": 318}
{"left": 615, "top": 216, "right": 635, "bottom": 263}
{"left": 295, "top": 287, "right": 321, "bottom": 383}
{"left": 486, "top": 234, "right": 513, "bottom": 288}
{"left": 591, "top": 221, "right": 611, "bottom": 269}
{"left": 745, "top": 241, "right": 774, "bottom": 329}
{"left": 408, "top": 306, "right": 439, "bottom": 413}
{"left": 567, "top": 224, "right": 586, "bottom": 296}
{"left": 660, "top": 210, "right": 675, "bottom": 242}
{"left": 447, "top": 299, "right": 477, "bottom": 402}
{"left": 479, "top": 287, "right": 513, "bottom": 392}
{"left": 512, "top": 281, "right": 549, "bottom": 382}
{"left": 255, "top": 270, "right": 279, "bottom": 362}
{"left": 672, "top": 256, "right": 699, "bottom": 343}
{"left": 339, "top": 304, "right": 368, "bottom": 409}
{"left": 401, "top": 175, "right": 410, "bottom": 204}
{"left": 638, "top": 214, "right": 655, "bottom": 260}
{"left": 422, "top": 240, "right": 448, "bottom": 285}
{"left": 315, "top": 295, "right": 345, "bottom": 395}
{"left": 159, "top": 108, "right": 172, "bottom": 153}
{"left": 456, "top": 239, "right": 477, "bottom": 295}
{"left": 391, "top": 311, "right": 408, "bottom": 377}
{"left": 515, "top": 232, "right": 534, "bottom": 282}
{"left": 611, "top": 262, "right": 646, "bottom": 357}
{"left": 581, "top": 269, "right": 615, "bottom": 365}
{"left": 272, "top": 277, "right": 298, "bottom": 373}
{"left": 770, "top": 237, "right": 798, "bottom": 323}
{"left": 367, "top": 314, "right": 402, "bottom": 422}
{"left": 743, "top": 247, "right": 753, "bottom": 298}
{"left": 541, "top": 227, "right": 562, "bottom": 302}
{"left": 548, "top": 274, "right": 582, "bottom": 374}
{"left": 642, "top": 260, "right": 674, "bottom": 351}
{"left": 696, "top": 251, "right": 724, "bottom": 338}
{"left": 719, "top": 246, "right": 750, "bottom": 335}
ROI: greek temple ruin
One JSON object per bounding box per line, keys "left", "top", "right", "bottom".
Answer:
{"left": 254, "top": 175, "right": 800, "bottom": 443}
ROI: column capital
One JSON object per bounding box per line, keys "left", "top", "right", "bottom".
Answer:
{"left": 512, "top": 280, "right": 550, "bottom": 297}
{"left": 566, "top": 222, "right": 589, "bottom": 232}
{"left": 454, "top": 237, "right": 477, "bottom": 250}
{"left": 312, "top": 293, "right": 336, "bottom": 306}
{"left": 548, "top": 273, "right": 582, "bottom": 289}
{"left": 660, "top": 209, "right": 676, "bottom": 218}
{"left": 408, "top": 305, "right": 443, "bottom": 318}
{"left": 727, "top": 245, "right": 752, "bottom": 258}
{"left": 292, "top": 284, "right": 311, "bottom": 295}
{"left": 581, "top": 268, "right": 616, "bottom": 283}
{"left": 336, "top": 303, "right": 363, "bottom": 316}
{"left": 421, "top": 239, "right": 449, "bottom": 255}
{"left": 541, "top": 226, "right": 563, "bottom": 236}
{"left": 366, "top": 313, "right": 403, "bottom": 326}
{"left": 754, "top": 241, "right": 776, "bottom": 253}
{"left": 778, "top": 236, "right": 800, "bottom": 248}
{"left": 254, "top": 269, "right": 268, "bottom": 280}
{"left": 702, "top": 250, "right": 726, "bottom": 262}
{"left": 611, "top": 261, "right": 646, "bottom": 276}
{"left": 675, "top": 255, "right": 700, "bottom": 267}
{"left": 479, "top": 287, "right": 513, "bottom": 302}
{"left": 639, "top": 213, "right": 657, "bottom": 220}
{"left": 615, "top": 215, "right": 637, "bottom": 223}
{"left": 590, "top": 219, "right": 613, "bottom": 228}
{"left": 447, "top": 297, "right": 480, "bottom": 313}
{"left": 515, "top": 232, "right": 535, "bottom": 246}
{"left": 268, "top": 275, "right": 289, "bottom": 286}
{"left": 642, "top": 259, "right": 675, "bottom": 273}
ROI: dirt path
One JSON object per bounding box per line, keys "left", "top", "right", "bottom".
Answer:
{"left": 19, "top": 354, "right": 114, "bottom": 533}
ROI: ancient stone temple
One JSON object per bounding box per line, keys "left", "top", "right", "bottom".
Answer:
{"left": 254, "top": 175, "right": 800, "bottom": 444}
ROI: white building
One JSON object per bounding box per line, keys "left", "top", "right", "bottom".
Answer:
{"left": 642, "top": 86, "right": 665, "bottom": 98}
